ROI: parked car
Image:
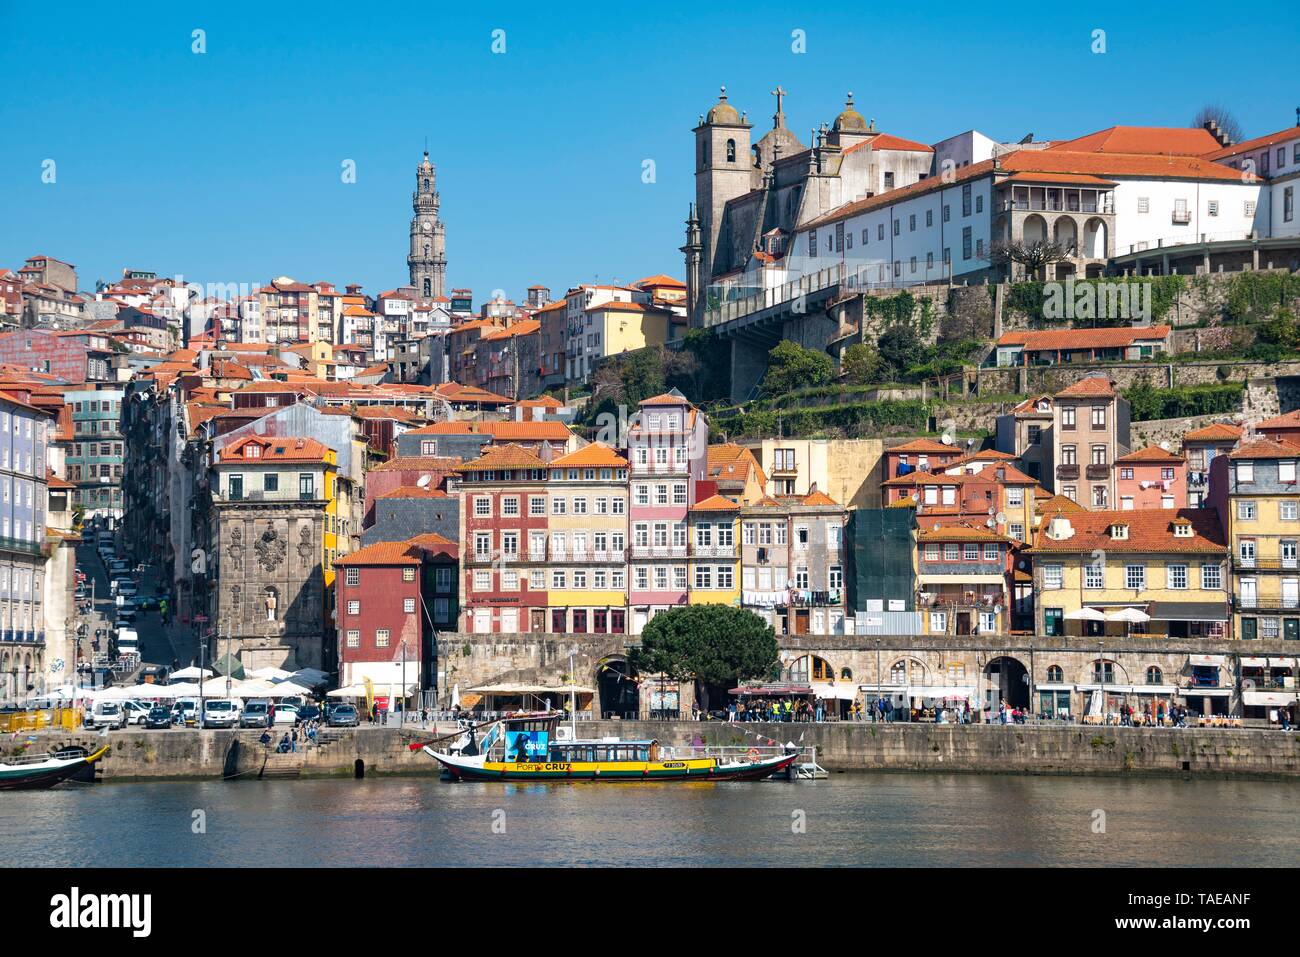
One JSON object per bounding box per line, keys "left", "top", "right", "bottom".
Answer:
{"left": 171, "top": 698, "right": 200, "bottom": 727}
{"left": 121, "top": 700, "right": 151, "bottom": 725}
{"left": 116, "top": 580, "right": 139, "bottom": 599}
{"left": 201, "top": 699, "right": 241, "bottom": 729}
{"left": 240, "top": 700, "right": 272, "bottom": 728}
{"left": 115, "top": 627, "right": 139, "bottom": 658}
{"left": 278, "top": 695, "right": 308, "bottom": 710}
{"left": 86, "top": 701, "right": 128, "bottom": 730}
{"left": 109, "top": 559, "right": 131, "bottom": 575}
{"left": 327, "top": 704, "right": 360, "bottom": 728}
{"left": 295, "top": 705, "right": 322, "bottom": 725}
{"left": 271, "top": 704, "right": 300, "bottom": 726}
{"left": 144, "top": 706, "right": 172, "bottom": 729}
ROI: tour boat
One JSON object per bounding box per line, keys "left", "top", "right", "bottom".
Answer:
{"left": 418, "top": 712, "right": 800, "bottom": 783}
{"left": 0, "top": 745, "right": 109, "bottom": 791}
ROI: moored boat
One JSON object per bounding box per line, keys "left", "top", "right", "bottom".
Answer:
{"left": 0, "top": 745, "right": 109, "bottom": 791}
{"left": 419, "top": 712, "right": 800, "bottom": 783}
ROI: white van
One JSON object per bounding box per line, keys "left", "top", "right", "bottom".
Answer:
{"left": 172, "top": 698, "right": 200, "bottom": 726}
{"left": 86, "top": 701, "right": 128, "bottom": 730}
{"left": 121, "top": 700, "right": 151, "bottom": 725}
{"left": 201, "top": 698, "right": 241, "bottom": 729}
{"left": 116, "top": 628, "right": 139, "bottom": 658}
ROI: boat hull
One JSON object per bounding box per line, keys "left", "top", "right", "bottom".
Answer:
{"left": 428, "top": 750, "right": 799, "bottom": 783}
{"left": 0, "top": 746, "right": 108, "bottom": 791}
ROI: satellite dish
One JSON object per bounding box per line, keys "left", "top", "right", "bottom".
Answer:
{"left": 1159, "top": 440, "right": 1170, "bottom": 451}
{"left": 986, "top": 518, "right": 995, "bottom": 528}
{"left": 1018, "top": 559, "right": 1027, "bottom": 569}
{"left": 416, "top": 474, "right": 431, "bottom": 488}
{"left": 994, "top": 604, "right": 1003, "bottom": 616}
{"left": 967, "top": 437, "right": 975, "bottom": 446}
{"left": 988, "top": 506, "right": 995, "bottom": 515}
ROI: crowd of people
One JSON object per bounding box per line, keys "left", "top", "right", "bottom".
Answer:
{"left": 258, "top": 720, "right": 321, "bottom": 753}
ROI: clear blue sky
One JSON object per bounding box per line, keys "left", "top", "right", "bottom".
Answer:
{"left": 3, "top": 1, "right": 1296, "bottom": 303}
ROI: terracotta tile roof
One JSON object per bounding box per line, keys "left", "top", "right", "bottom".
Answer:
{"left": 457, "top": 443, "right": 547, "bottom": 472}
{"left": 798, "top": 489, "right": 840, "bottom": 506}
{"left": 842, "top": 132, "right": 934, "bottom": 155}
{"left": 1035, "top": 493, "right": 1086, "bottom": 515}
{"left": 46, "top": 471, "right": 74, "bottom": 489}
{"left": 375, "top": 485, "right": 449, "bottom": 499}
{"left": 1229, "top": 437, "right": 1300, "bottom": 460}
{"left": 1116, "top": 444, "right": 1185, "bottom": 464}
{"left": 1183, "top": 422, "right": 1243, "bottom": 442}
{"left": 549, "top": 442, "right": 628, "bottom": 469}
{"left": 638, "top": 391, "right": 691, "bottom": 407}
{"left": 998, "top": 326, "right": 1171, "bottom": 352}
{"left": 917, "top": 522, "right": 1010, "bottom": 543}
{"left": 1055, "top": 376, "right": 1119, "bottom": 398}
{"left": 370, "top": 455, "right": 462, "bottom": 472}
{"left": 1030, "top": 507, "right": 1225, "bottom": 554}
{"left": 334, "top": 541, "right": 423, "bottom": 566}
{"left": 1254, "top": 409, "right": 1300, "bottom": 430}
{"left": 404, "top": 420, "right": 573, "bottom": 441}
{"left": 996, "top": 171, "right": 1117, "bottom": 187}
{"left": 706, "top": 443, "right": 768, "bottom": 486}
{"left": 516, "top": 395, "right": 563, "bottom": 409}
{"left": 217, "top": 436, "right": 332, "bottom": 464}
{"left": 1201, "top": 125, "right": 1300, "bottom": 162}
{"left": 433, "top": 382, "right": 514, "bottom": 404}
{"left": 691, "top": 493, "right": 740, "bottom": 511}
{"left": 889, "top": 438, "right": 962, "bottom": 454}
{"left": 1048, "top": 126, "right": 1224, "bottom": 156}
{"left": 634, "top": 274, "right": 686, "bottom": 288}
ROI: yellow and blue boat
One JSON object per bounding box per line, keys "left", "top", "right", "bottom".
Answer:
{"left": 421, "top": 712, "right": 798, "bottom": 783}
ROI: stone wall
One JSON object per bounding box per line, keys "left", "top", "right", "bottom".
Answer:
{"left": 24, "top": 722, "right": 1299, "bottom": 780}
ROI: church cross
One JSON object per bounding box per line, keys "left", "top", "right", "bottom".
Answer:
{"left": 770, "top": 85, "right": 787, "bottom": 127}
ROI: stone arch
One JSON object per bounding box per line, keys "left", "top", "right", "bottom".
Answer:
{"left": 1021, "top": 213, "right": 1048, "bottom": 245}
{"left": 789, "top": 653, "right": 834, "bottom": 683}
{"left": 596, "top": 655, "right": 639, "bottom": 719}
{"left": 1053, "top": 216, "right": 1078, "bottom": 253}
{"left": 1083, "top": 217, "right": 1108, "bottom": 258}
{"left": 1084, "top": 657, "right": 1129, "bottom": 685}
{"left": 888, "top": 656, "right": 928, "bottom": 686}
{"left": 992, "top": 214, "right": 1009, "bottom": 244}
{"left": 726, "top": 138, "right": 736, "bottom": 162}
{"left": 984, "top": 655, "right": 1029, "bottom": 709}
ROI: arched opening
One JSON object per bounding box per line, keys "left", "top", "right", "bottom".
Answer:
{"left": 1146, "top": 666, "right": 1163, "bottom": 685}
{"left": 726, "top": 138, "right": 736, "bottom": 163}
{"left": 1053, "top": 217, "right": 1078, "bottom": 263}
{"left": 789, "top": 654, "right": 834, "bottom": 683}
{"left": 597, "top": 657, "right": 639, "bottom": 719}
{"left": 1047, "top": 664, "right": 1063, "bottom": 683}
{"left": 1083, "top": 217, "right": 1107, "bottom": 258}
{"left": 984, "top": 656, "right": 1028, "bottom": 710}
{"left": 888, "top": 657, "right": 927, "bottom": 687}
{"left": 353, "top": 758, "right": 365, "bottom": 779}
{"left": 1021, "top": 214, "right": 1047, "bottom": 245}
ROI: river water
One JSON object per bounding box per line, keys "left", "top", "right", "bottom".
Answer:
{"left": 1, "top": 773, "right": 1295, "bottom": 867}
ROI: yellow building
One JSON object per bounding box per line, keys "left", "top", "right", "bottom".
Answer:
{"left": 688, "top": 494, "right": 740, "bottom": 606}
{"left": 745, "top": 438, "right": 885, "bottom": 508}
{"left": 583, "top": 300, "right": 676, "bottom": 360}
{"left": 544, "top": 442, "right": 630, "bottom": 634}
{"left": 1220, "top": 438, "right": 1300, "bottom": 641}
{"left": 1029, "top": 508, "right": 1229, "bottom": 641}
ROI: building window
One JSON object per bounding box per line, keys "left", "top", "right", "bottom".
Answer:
{"left": 404, "top": 598, "right": 416, "bottom": 613}
{"left": 1168, "top": 564, "right": 1187, "bottom": 589}
{"left": 375, "top": 629, "right": 390, "bottom": 648}
{"left": 1043, "top": 564, "right": 1063, "bottom": 589}
{"left": 1200, "top": 564, "right": 1222, "bottom": 590}
{"left": 1047, "top": 665, "right": 1063, "bottom": 682}
{"left": 346, "top": 630, "right": 359, "bottom": 648}
{"left": 1146, "top": 666, "right": 1163, "bottom": 685}
{"left": 1084, "top": 563, "right": 1104, "bottom": 589}
{"left": 1125, "top": 564, "right": 1146, "bottom": 590}
{"left": 1237, "top": 501, "right": 1257, "bottom": 521}
{"left": 347, "top": 600, "right": 360, "bottom": 615}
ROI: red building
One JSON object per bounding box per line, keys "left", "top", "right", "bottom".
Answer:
{"left": 334, "top": 533, "right": 458, "bottom": 702}
{"left": 1114, "top": 445, "right": 1187, "bottom": 510}
{"left": 883, "top": 438, "right": 962, "bottom": 483}
{"left": 458, "top": 444, "right": 551, "bottom": 633}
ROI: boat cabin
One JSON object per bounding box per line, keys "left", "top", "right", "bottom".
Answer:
{"left": 548, "top": 740, "right": 661, "bottom": 763}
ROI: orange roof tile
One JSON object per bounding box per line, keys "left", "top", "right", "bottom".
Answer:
{"left": 457, "top": 443, "right": 547, "bottom": 472}
{"left": 638, "top": 391, "right": 691, "bottom": 406}
{"left": 1203, "top": 125, "right": 1300, "bottom": 162}
{"left": 797, "top": 489, "right": 840, "bottom": 506}
{"left": 1048, "top": 126, "right": 1223, "bottom": 156}
{"left": 1254, "top": 409, "right": 1300, "bottom": 430}
{"left": 370, "top": 455, "right": 462, "bottom": 472}
{"left": 889, "top": 438, "right": 962, "bottom": 454}
{"left": 217, "top": 436, "right": 332, "bottom": 464}
{"left": 375, "top": 485, "right": 449, "bottom": 499}
{"left": 1055, "top": 376, "right": 1120, "bottom": 398}
{"left": 1029, "top": 508, "right": 1225, "bottom": 554}
{"left": 1183, "top": 422, "right": 1244, "bottom": 442}
{"left": 334, "top": 541, "right": 423, "bottom": 566}
{"left": 1116, "top": 445, "right": 1185, "bottom": 464}
{"left": 549, "top": 442, "right": 628, "bottom": 469}
{"left": 405, "top": 420, "right": 573, "bottom": 441}
{"left": 917, "top": 522, "right": 1010, "bottom": 543}
{"left": 998, "top": 326, "right": 1171, "bottom": 352}
{"left": 691, "top": 493, "right": 740, "bottom": 511}
{"left": 1229, "top": 437, "right": 1300, "bottom": 460}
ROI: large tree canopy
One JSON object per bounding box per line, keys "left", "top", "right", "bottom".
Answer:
{"left": 762, "top": 340, "right": 833, "bottom": 397}
{"left": 631, "top": 605, "right": 778, "bottom": 688}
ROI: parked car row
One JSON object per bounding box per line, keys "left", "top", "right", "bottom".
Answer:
{"left": 84, "top": 697, "right": 350, "bottom": 730}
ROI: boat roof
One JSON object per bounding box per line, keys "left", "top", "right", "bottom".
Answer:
{"left": 553, "top": 738, "right": 659, "bottom": 746}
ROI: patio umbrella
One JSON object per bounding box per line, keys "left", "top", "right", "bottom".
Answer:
{"left": 213, "top": 654, "right": 245, "bottom": 680}
{"left": 1065, "top": 607, "right": 1107, "bottom": 621}
{"left": 170, "top": 666, "right": 214, "bottom": 681}
{"left": 451, "top": 683, "right": 461, "bottom": 709}
{"left": 1107, "top": 607, "right": 1150, "bottom": 623}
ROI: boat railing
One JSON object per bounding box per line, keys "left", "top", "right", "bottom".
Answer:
{"left": 657, "top": 744, "right": 807, "bottom": 763}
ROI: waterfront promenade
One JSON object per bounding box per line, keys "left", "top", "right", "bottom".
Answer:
{"left": 9, "top": 721, "right": 1299, "bottom": 781}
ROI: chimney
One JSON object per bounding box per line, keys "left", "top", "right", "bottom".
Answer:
{"left": 1202, "top": 119, "right": 1232, "bottom": 148}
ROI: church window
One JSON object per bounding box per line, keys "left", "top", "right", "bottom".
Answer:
{"left": 726, "top": 139, "right": 736, "bottom": 162}
{"left": 423, "top": 178, "right": 429, "bottom": 190}
{"left": 423, "top": 279, "right": 431, "bottom": 297}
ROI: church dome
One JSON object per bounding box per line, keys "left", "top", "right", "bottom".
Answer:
{"left": 706, "top": 86, "right": 742, "bottom": 125}
{"left": 832, "top": 92, "right": 868, "bottom": 133}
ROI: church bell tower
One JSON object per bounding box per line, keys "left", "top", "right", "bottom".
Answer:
{"left": 408, "top": 151, "right": 447, "bottom": 299}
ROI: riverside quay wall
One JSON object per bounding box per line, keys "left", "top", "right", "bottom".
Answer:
{"left": 17, "top": 722, "right": 1300, "bottom": 781}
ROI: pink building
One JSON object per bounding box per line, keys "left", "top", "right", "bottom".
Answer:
{"left": 627, "top": 390, "right": 708, "bottom": 634}
{"left": 1114, "top": 445, "right": 1187, "bottom": 510}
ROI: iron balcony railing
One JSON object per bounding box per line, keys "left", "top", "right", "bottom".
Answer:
{"left": 1233, "top": 556, "right": 1300, "bottom": 571}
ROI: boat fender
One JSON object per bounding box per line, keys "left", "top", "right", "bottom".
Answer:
{"left": 594, "top": 767, "right": 600, "bottom": 776}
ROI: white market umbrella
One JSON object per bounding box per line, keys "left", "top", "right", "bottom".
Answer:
{"left": 249, "top": 667, "right": 294, "bottom": 681}
{"left": 171, "top": 666, "right": 215, "bottom": 681}
{"left": 451, "top": 683, "right": 461, "bottom": 709}
{"left": 265, "top": 681, "right": 313, "bottom": 699}
{"left": 290, "top": 668, "right": 330, "bottom": 688}
{"left": 1065, "top": 607, "right": 1107, "bottom": 621}
{"left": 1107, "top": 607, "right": 1150, "bottom": 623}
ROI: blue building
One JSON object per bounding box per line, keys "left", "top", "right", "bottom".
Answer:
{"left": 64, "top": 387, "right": 125, "bottom": 525}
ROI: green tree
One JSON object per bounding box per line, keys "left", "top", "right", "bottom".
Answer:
{"left": 631, "top": 605, "right": 779, "bottom": 709}
{"left": 841, "top": 342, "right": 883, "bottom": 385}
{"left": 876, "top": 324, "right": 926, "bottom": 379}
{"left": 763, "top": 340, "right": 833, "bottom": 396}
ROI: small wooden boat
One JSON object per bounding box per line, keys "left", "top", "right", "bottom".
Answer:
{"left": 0, "top": 745, "right": 109, "bottom": 791}
{"left": 419, "top": 712, "right": 800, "bottom": 783}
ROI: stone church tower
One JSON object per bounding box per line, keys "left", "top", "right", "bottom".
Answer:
{"left": 408, "top": 151, "right": 447, "bottom": 299}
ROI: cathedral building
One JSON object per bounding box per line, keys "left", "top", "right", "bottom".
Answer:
{"left": 408, "top": 152, "right": 447, "bottom": 301}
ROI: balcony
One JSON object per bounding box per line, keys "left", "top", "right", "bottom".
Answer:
{"left": 788, "top": 589, "right": 842, "bottom": 607}
{"left": 1056, "top": 464, "right": 1080, "bottom": 481}
{"left": 691, "top": 544, "right": 737, "bottom": 558}
{"left": 1188, "top": 470, "right": 1207, "bottom": 487}
{"left": 0, "top": 536, "right": 42, "bottom": 556}
{"left": 1233, "top": 556, "right": 1300, "bottom": 572}
{"left": 630, "top": 545, "right": 688, "bottom": 559}
{"left": 1085, "top": 463, "right": 1110, "bottom": 480}
{"left": 1172, "top": 209, "right": 1191, "bottom": 224}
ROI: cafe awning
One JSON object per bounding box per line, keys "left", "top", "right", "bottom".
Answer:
{"left": 1189, "top": 654, "right": 1227, "bottom": 667}
{"left": 811, "top": 682, "right": 857, "bottom": 701}
{"left": 1240, "top": 657, "right": 1271, "bottom": 668}
{"left": 1243, "top": 690, "right": 1299, "bottom": 706}
{"left": 1147, "top": 601, "right": 1229, "bottom": 622}
{"left": 909, "top": 686, "right": 976, "bottom": 699}
{"left": 468, "top": 683, "right": 596, "bottom": 695}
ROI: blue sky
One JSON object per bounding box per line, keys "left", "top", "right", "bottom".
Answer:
{"left": 3, "top": 1, "right": 1297, "bottom": 303}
